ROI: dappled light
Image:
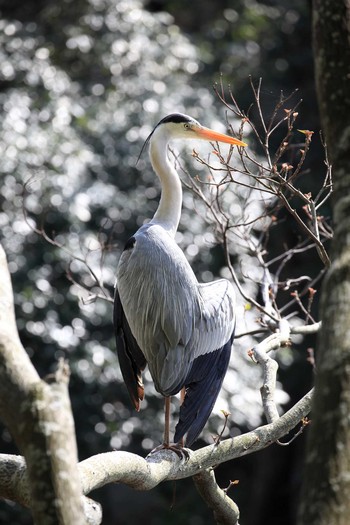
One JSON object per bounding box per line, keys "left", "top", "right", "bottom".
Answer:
{"left": 0, "top": 0, "right": 275, "bottom": 444}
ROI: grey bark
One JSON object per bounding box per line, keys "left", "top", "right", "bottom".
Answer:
{"left": 193, "top": 469, "right": 240, "bottom": 525}
{"left": 298, "top": 2, "right": 350, "bottom": 524}
{"left": 0, "top": 244, "right": 86, "bottom": 525}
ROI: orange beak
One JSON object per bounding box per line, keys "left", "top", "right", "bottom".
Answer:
{"left": 195, "top": 126, "right": 247, "bottom": 147}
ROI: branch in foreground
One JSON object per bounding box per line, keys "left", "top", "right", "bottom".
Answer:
{"left": 0, "top": 244, "right": 88, "bottom": 525}
{"left": 78, "top": 388, "right": 313, "bottom": 489}
{"left": 72, "top": 388, "right": 313, "bottom": 486}
{"left": 0, "top": 389, "right": 313, "bottom": 514}
{"left": 0, "top": 455, "right": 102, "bottom": 525}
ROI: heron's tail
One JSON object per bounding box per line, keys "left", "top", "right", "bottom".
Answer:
{"left": 174, "top": 334, "right": 233, "bottom": 447}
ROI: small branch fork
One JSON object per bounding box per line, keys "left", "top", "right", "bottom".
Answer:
{"left": 193, "top": 469, "right": 240, "bottom": 525}
{"left": 249, "top": 319, "right": 291, "bottom": 424}
{"left": 249, "top": 318, "right": 318, "bottom": 450}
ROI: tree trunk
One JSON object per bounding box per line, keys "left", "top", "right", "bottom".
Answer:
{"left": 298, "top": 1, "right": 350, "bottom": 524}
{"left": 0, "top": 245, "right": 86, "bottom": 524}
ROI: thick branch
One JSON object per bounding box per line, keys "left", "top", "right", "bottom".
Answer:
{"left": 0, "top": 387, "right": 313, "bottom": 504}
{"left": 0, "top": 244, "right": 86, "bottom": 525}
{"left": 0, "top": 454, "right": 101, "bottom": 525}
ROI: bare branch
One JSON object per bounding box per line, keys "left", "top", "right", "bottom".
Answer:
{"left": 22, "top": 179, "right": 113, "bottom": 303}
{"left": 193, "top": 469, "right": 240, "bottom": 525}
{"left": 0, "top": 387, "right": 314, "bottom": 506}
{"left": 277, "top": 417, "right": 311, "bottom": 447}
{"left": 78, "top": 388, "right": 313, "bottom": 484}
{"left": 249, "top": 319, "right": 291, "bottom": 423}
{"left": 291, "top": 321, "right": 322, "bottom": 335}
{"left": 0, "top": 455, "right": 101, "bottom": 525}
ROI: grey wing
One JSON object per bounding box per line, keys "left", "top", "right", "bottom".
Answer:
{"left": 190, "top": 279, "right": 236, "bottom": 357}
{"left": 116, "top": 226, "right": 200, "bottom": 396}
{"left": 150, "top": 279, "right": 235, "bottom": 397}
{"left": 174, "top": 279, "right": 236, "bottom": 446}
{"left": 117, "top": 225, "right": 235, "bottom": 404}
{"left": 113, "top": 286, "right": 147, "bottom": 411}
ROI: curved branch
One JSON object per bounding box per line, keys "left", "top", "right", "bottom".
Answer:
{"left": 193, "top": 469, "right": 240, "bottom": 525}
{"left": 0, "top": 388, "right": 313, "bottom": 503}
{"left": 82, "top": 389, "right": 309, "bottom": 481}
{"left": 0, "top": 387, "right": 313, "bottom": 525}
{"left": 0, "top": 454, "right": 101, "bottom": 525}
{"left": 291, "top": 321, "right": 321, "bottom": 334}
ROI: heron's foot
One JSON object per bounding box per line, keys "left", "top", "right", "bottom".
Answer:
{"left": 147, "top": 442, "right": 191, "bottom": 460}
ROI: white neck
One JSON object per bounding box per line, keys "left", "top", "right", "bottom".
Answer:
{"left": 149, "top": 129, "right": 182, "bottom": 238}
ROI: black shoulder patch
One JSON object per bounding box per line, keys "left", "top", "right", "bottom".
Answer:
{"left": 124, "top": 236, "right": 136, "bottom": 251}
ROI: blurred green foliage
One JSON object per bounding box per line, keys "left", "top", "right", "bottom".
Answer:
{"left": 0, "top": 0, "right": 320, "bottom": 523}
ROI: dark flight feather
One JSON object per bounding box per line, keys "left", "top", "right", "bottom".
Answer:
{"left": 174, "top": 331, "right": 234, "bottom": 446}
{"left": 114, "top": 287, "right": 147, "bottom": 411}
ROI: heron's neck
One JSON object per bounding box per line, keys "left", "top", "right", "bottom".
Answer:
{"left": 149, "top": 135, "right": 182, "bottom": 238}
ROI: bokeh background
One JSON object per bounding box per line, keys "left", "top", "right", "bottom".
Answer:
{"left": 0, "top": 0, "right": 323, "bottom": 523}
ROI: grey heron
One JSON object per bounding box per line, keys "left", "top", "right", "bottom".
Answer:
{"left": 114, "top": 113, "right": 247, "bottom": 449}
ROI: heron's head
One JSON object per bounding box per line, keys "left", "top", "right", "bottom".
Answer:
{"left": 153, "top": 113, "right": 247, "bottom": 146}
{"left": 138, "top": 113, "right": 247, "bottom": 162}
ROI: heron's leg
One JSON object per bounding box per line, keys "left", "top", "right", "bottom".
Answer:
{"left": 180, "top": 386, "right": 186, "bottom": 405}
{"left": 164, "top": 396, "right": 171, "bottom": 446}
{"left": 177, "top": 387, "right": 186, "bottom": 447}
{"left": 147, "top": 395, "right": 190, "bottom": 459}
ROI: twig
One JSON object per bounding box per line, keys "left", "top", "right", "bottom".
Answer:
{"left": 214, "top": 410, "right": 232, "bottom": 446}
{"left": 276, "top": 417, "right": 311, "bottom": 446}
{"left": 22, "top": 179, "right": 113, "bottom": 301}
